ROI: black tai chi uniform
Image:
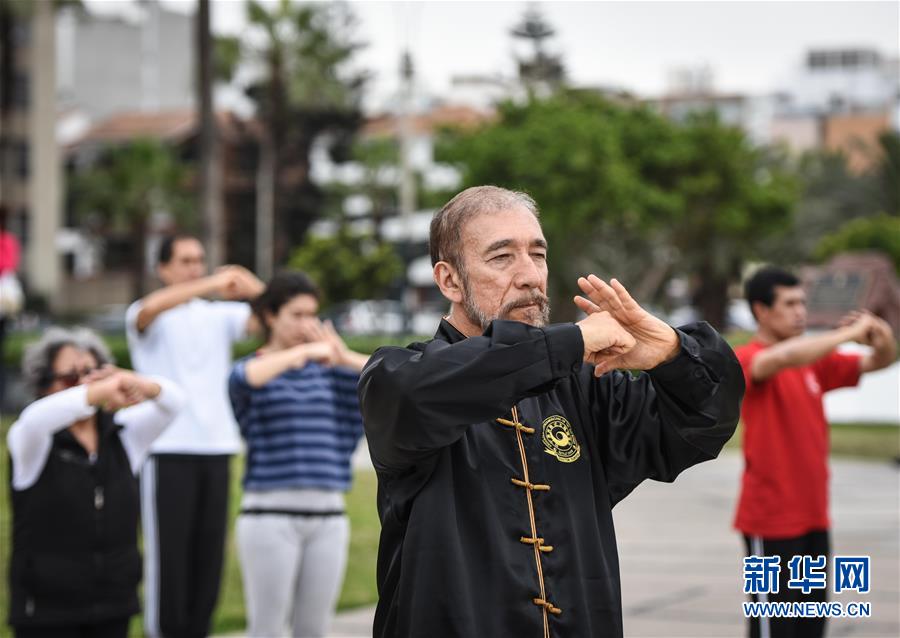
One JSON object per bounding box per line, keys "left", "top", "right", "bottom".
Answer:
{"left": 358, "top": 319, "right": 744, "bottom": 638}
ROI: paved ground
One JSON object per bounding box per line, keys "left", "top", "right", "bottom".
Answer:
{"left": 228, "top": 451, "right": 900, "bottom": 638}
{"left": 614, "top": 452, "right": 899, "bottom": 638}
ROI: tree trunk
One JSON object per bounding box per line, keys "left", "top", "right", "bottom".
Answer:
{"left": 691, "top": 270, "right": 729, "bottom": 331}
{"left": 195, "top": 0, "right": 224, "bottom": 267}
{"left": 268, "top": 49, "right": 287, "bottom": 268}
{"left": 131, "top": 216, "right": 147, "bottom": 300}
{"left": 255, "top": 129, "right": 275, "bottom": 281}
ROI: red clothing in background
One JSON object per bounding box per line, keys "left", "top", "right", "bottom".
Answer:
{"left": 0, "top": 231, "right": 21, "bottom": 273}
{"left": 733, "top": 340, "right": 861, "bottom": 538}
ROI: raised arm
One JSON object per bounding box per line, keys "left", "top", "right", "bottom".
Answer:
{"left": 573, "top": 275, "right": 743, "bottom": 502}
{"left": 7, "top": 371, "right": 160, "bottom": 490}
{"left": 242, "top": 342, "right": 337, "bottom": 388}
{"left": 7, "top": 386, "right": 98, "bottom": 489}
{"left": 359, "top": 312, "right": 634, "bottom": 471}
{"left": 750, "top": 312, "right": 879, "bottom": 382}
{"left": 134, "top": 266, "right": 263, "bottom": 333}
{"left": 856, "top": 313, "right": 897, "bottom": 373}
{"left": 587, "top": 322, "right": 744, "bottom": 505}
{"left": 116, "top": 375, "right": 186, "bottom": 473}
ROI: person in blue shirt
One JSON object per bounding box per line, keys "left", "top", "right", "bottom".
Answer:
{"left": 228, "top": 271, "right": 368, "bottom": 638}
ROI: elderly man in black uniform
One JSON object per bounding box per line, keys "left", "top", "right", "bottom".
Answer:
{"left": 358, "top": 185, "right": 744, "bottom": 638}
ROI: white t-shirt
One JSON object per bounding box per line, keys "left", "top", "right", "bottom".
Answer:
{"left": 126, "top": 298, "right": 250, "bottom": 454}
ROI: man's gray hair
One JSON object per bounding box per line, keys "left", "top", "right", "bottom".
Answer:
{"left": 21, "top": 326, "right": 114, "bottom": 397}
{"left": 429, "top": 186, "right": 540, "bottom": 270}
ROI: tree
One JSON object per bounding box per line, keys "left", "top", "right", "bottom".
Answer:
{"left": 288, "top": 230, "right": 402, "bottom": 307}
{"left": 216, "top": 0, "right": 367, "bottom": 275}
{"left": 437, "top": 93, "right": 797, "bottom": 328}
{"left": 815, "top": 214, "right": 900, "bottom": 274}
{"left": 510, "top": 7, "right": 565, "bottom": 95}
{"left": 661, "top": 112, "right": 797, "bottom": 329}
{"left": 437, "top": 94, "right": 657, "bottom": 320}
{"left": 348, "top": 136, "right": 400, "bottom": 240}
{"left": 759, "top": 149, "right": 875, "bottom": 267}
{"left": 869, "top": 131, "right": 900, "bottom": 217}
{"left": 760, "top": 131, "right": 899, "bottom": 269}
{"left": 69, "top": 139, "right": 190, "bottom": 298}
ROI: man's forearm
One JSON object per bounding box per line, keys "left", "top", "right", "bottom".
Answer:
{"left": 752, "top": 327, "right": 856, "bottom": 381}
{"left": 862, "top": 332, "right": 898, "bottom": 373}
{"left": 135, "top": 276, "right": 221, "bottom": 332}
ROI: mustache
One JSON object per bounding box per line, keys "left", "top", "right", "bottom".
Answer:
{"left": 500, "top": 291, "right": 549, "bottom": 315}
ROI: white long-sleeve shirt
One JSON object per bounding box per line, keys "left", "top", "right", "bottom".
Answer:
{"left": 6, "top": 377, "right": 185, "bottom": 491}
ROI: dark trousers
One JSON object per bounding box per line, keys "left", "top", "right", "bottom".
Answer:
{"left": 743, "top": 530, "right": 830, "bottom": 638}
{"left": 14, "top": 616, "right": 131, "bottom": 638}
{"left": 141, "top": 454, "right": 231, "bottom": 638}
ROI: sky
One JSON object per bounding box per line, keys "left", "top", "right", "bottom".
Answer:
{"left": 84, "top": 0, "right": 900, "bottom": 110}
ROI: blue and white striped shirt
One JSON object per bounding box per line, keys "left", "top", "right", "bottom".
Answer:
{"left": 228, "top": 356, "right": 364, "bottom": 492}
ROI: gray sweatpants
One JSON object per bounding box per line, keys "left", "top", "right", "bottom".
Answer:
{"left": 236, "top": 494, "right": 350, "bottom": 638}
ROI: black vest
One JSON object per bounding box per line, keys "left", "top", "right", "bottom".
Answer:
{"left": 8, "top": 411, "right": 142, "bottom": 627}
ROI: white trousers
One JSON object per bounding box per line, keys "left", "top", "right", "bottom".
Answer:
{"left": 237, "top": 512, "right": 350, "bottom": 638}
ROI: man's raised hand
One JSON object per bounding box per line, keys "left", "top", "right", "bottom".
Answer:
{"left": 215, "top": 265, "right": 265, "bottom": 301}
{"left": 576, "top": 311, "right": 636, "bottom": 377}
{"left": 574, "top": 275, "right": 680, "bottom": 374}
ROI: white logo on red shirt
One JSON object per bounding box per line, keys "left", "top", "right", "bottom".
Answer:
{"left": 804, "top": 371, "right": 821, "bottom": 396}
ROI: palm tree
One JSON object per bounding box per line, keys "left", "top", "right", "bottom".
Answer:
{"left": 69, "top": 139, "right": 190, "bottom": 299}
{"left": 216, "top": 0, "right": 367, "bottom": 277}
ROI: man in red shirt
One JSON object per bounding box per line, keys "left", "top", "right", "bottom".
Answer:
{"left": 734, "top": 267, "right": 896, "bottom": 638}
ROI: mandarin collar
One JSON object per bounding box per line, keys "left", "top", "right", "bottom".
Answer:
{"left": 435, "top": 318, "right": 469, "bottom": 344}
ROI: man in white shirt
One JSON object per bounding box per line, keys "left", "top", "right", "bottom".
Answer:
{"left": 126, "top": 235, "right": 263, "bottom": 638}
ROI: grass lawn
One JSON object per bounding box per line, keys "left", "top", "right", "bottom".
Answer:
{"left": 1, "top": 415, "right": 897, "bottom": 636}
{"left": 724, "top": 421, "right": 900, "bottom": 460}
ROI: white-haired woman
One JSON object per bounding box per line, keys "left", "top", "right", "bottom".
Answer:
{"left": 6, "top": 327, "right": 184, "bottom": 638}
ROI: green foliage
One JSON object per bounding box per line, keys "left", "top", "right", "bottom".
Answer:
{"left": 763, "top": 131, "right": 900, "bottom": 267}
{"left": 213, "top": 1, "right": 368, "bottom": 261}
{"left": 352, "top": 136, "right": 400, "bottom": 167}
{"left": 234, "top": 0, "right": 366, "bottom": 118}
{"left": 760, "top": 150, "right": 873, "bottom": 266}
{"left": 815, "top": 213, "right": 900, "bottom": 273}
{"left": 661, "top": 113, "right": 797, "bottom": 325}
{"left": 872, "top": 131, "right": 900, "bottom": 216}
{"left": 348, "top": 137, "right": 400, "bottom": 232}
{"left": 69, "top": 138, "right": 191, "bottom": 232}
{"left": 213, "top": 34, "right": 242, "bottom": 83}
{"left": 437, "top": 93, "right": 797, "bottom": 326}
{"left": 288, "top": 230, "right": 403, "bottom": 307}
{"left": 438, "top": 94, "right": 659, "bottom": 309}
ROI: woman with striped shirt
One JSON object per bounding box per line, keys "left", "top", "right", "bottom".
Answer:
{"left": 228, "top": 271, "right": 368, "bottom": 638}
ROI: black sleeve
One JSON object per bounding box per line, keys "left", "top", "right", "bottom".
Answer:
{"left": 358, "top": 320, "right": 584, "bottom": 471}
{"left": 585, "top": 321, "right": 744, "bottom": 506}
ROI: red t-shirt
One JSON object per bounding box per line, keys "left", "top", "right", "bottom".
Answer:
{"left": 733, "top": 340, "right": 861, "bottom": 538}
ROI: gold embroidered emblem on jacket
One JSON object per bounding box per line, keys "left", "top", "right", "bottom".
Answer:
{"left": 541, "top": 415, "right": 580, "bottom": 463}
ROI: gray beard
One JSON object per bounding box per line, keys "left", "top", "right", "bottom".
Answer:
{"left": 461, "top": 279, "right": 550, "bottom": 331}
